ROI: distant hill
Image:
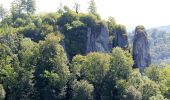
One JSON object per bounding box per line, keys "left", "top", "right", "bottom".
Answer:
{"left": 151, "top": 25, "right": 170, "bottom": 32}
{"left": 147, "top": 27, "right": 170, "bottom": 64}
{"left": 126, "top": 25, "right": 170, "bottom": 33}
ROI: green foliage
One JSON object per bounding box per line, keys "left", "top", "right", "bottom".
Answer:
{"left": 149, "top": 94, "right": 169, "bottom": 100}
{"left": 135, "top": 25, "right": 145, "bottom": 32}
{"left": 11, "top": 0, "right": 36, "bottom": 18}
{"left": 110, "top": 47, "right": 133, "bottom": 80}
{"left": 71, "top": 53, "right": 111, "bottom": 99}
{"left": 41, "top": 13, "right": 61, "bottom": 26}
{"left": 0, "top": 25, "right": 15, "bottom": 36}
{"left": 145, "top": 65, "right": 169, "bottom": 95}
{"left": 0, "top": 61, "right": 17, "bottom": 88}
{"left": 11, "top": 0, "right": 22, "bottom": 18}
{"left": 107, "top": 16, "right": 116, "bottom": 36}
{"left": 79, "top": 13, "right": 98, "bottom": 27}
{"left": 0, "top": 33, "right": 22, "bottom": 54}
{"left": 162, "top": 65, "right": 170, "bottom": 88}
{"left": 128, "top": 69, "right": 144, "bottom": 89}
{"left": 71, "top": 55, "right": 86, "bottom": 77}
{"left": 34, "top": 34, "right": 70, "bottom": 99}
{"left": 72, "top": 80, "right": 94, "bottom": 100}
{"left": 145, "top": 65, "right": 164, "bottom": 83}
{"left": 0, "top": 34, "right": 38, "bottom": 99}
{"left": 114, "top": 79, "right": 129, "bottom": 99}
{"left": 115, "top": 24, "right": 127, "bottom": 35}
{"left": 124, "top": 85, "right": 142, "bottom": 100}
{"left": 71, "top": 48, "right": 134, "bottom": 99}
{"left": 139, "top": 77, "right": 161, "bottom": 100}
{"left": 79, "top": 53, "right": 110, "bottom": 84}
{"left": 58, "top": 8, "right": 78, "bottom": 27}
{"left": 43, "top": 70, "right": 60, "bottom": 87}
{"left": 18, "top": 38, "right": 39, "bottom": 68}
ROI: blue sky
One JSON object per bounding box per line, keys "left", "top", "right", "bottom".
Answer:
{"left": 1, "top": 0, "right": 170, "bottom": 31}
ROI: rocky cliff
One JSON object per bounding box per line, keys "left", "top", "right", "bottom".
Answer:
{"left": 86, "top": 23, "right": 110, "bottom": 53}
{"left": 113, "top": 25, "right": 129, "bottom": 49}
{"left": 133, "top": 25, "right": 151, "bottom": 72}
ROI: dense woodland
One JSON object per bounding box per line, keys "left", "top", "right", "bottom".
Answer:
{"left": 0, "top": 0, "right": 170, "bottom": 100}
{"left": 148, "top": 29, "right": 170, "bottom": 64}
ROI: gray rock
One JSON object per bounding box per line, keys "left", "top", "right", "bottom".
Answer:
{"left": 133, "top": 25, "right": 151, "bottom": 72}
{"left": 86, "top": 23, "right": 110, "bottom": 53}
{"left": 113, "top": 25, "right": 129, "bottom": 49}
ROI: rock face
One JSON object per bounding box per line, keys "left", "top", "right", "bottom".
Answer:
{"left": 86, "top": 23, "right": 110, "bottom": 53}
{"left": 113, "top": 25, "right": 129, "bottom": 49}
{"left": 133, "top": 25, "right": 151, "bottom": 72}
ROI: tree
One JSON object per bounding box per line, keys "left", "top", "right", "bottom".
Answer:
{"left": 74, "top": 2, "right": 80, "bottom": 14}
{"left": 34, "top": 33, "right": 70, "bottom": 100}
{"left": 110, "top": 47, "right": 133, "bottom": 80}
{"left": 11, "top": 0, "right": 23, "bottom": 17}
{"left": 71, "top": 53, "right": 111, "bottom": 100}
{"left": 128, "top": 69, "right": 144, "bottom": 89}
{"left": 57, "top": 2, "right": 64, "bottom": 14}
{"left": 57, "top": 7, "right": 78, "bottom": 26}
{"left": 107, "top": 16, "right": 116, "bottom": 47}
{"left": 11, "top": 0, "right": 36, "bottom": 17}
{"left": 139, "top": 77, "right": 161, "bottom": 100}
{"left": 145, "top": 65, "right": 170, "bottom": 97}
{"left": 88, "top": 0, "right": 97, "bottom": 14}
{"left": 107, "top": 16, "right": 116, "bottom": 36}
{"left": 109, "top": 47, "right": 133, "bottom": 99}
{"left": 0, "top": 34, "right": 37, "bottom": 99}
{"left": 74, "top": 53, "right": 111, "bottom": 84}
{"left": 162, "top": 65, "right": 170, "bottom": 97}
{"left": 26, "top": 0, "right": 36, "bottom": 14}
{"left": 16, "top": 38, "right": 39, "bottom": 99}
{"left": 0, "top": 4, "right": 7, "bottom": 20}
{"left": 145, "top": 65, "right": 164, "bottom": 82}
{"left": 0, "top": 43, "right": 18, "bottom": 100}
{"left": 18, "top": 38, "right": 39, "bottom": 71}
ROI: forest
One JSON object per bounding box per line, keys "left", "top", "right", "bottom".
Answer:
{"left": 0, "top": 0, "right": 170, "bottom": 100}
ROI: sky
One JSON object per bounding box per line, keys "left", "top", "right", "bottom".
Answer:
{"left": 0, "top": 0, "right": 170, "bottom": 31}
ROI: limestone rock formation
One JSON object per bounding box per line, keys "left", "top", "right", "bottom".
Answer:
{"left": 86, "top": 23, "right": 110, "bottom": 53}
{"left": 133, "top": 25, "right": 151, "bottom": 72}
{"left": 113, "top": 25, "right": 129, "bottom": 49}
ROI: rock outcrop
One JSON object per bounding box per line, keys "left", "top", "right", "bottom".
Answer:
{"left": 113, "top": 25, "right": 129, "bottom": 49}
{"left": 86, "top": 23, "right": 110, "bottom": 53}
{"left": 133, "top": 25, "right": 151, "bottom": 72}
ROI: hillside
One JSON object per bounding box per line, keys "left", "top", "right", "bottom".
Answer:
{"left": 147, "top": 29, "right": 170, "bottom": 64}
{"left": 154, "top": 25, "right": 170, "bottom": 32}
{"left": 0, "top": 0, "right": 170, "bottom": 100}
